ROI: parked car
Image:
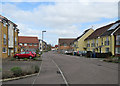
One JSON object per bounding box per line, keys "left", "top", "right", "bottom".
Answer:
{"left": 32, "top": 52, "right": 37, "bottom": 57}
{"left": 14, "top": 51, "right": 35, "bottom": 59}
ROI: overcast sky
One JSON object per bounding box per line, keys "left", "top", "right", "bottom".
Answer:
{"left": 0, "top": 0, "right": 119, "bottom": 45}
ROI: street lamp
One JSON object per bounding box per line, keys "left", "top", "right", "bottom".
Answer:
{"left": 42, "top": 31, "right": 46, "bottom": 52}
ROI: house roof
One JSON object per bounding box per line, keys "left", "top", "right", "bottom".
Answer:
{"left": 73, "top": 29, "right": 92, "bottom": 42}
{"left": 85, "top": 22, "right": 115, "bottom": 40}
{"left": 18, "top": 36, "right": 39, "bottom": 43}
{"left": 59, "top": 38, "right": 76, "bottom": 46}
{"left": 114, "top": 26, "right": 120, "bottom": 35}
{"left": 0, "top": 14, "right": 17, "bottom": 27}
{"left": 101, "top": 20, "right": 120, "bottom": 37}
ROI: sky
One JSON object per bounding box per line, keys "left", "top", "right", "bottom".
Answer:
{"left": 0, "top": 0, "right": 119, "bottom": 45}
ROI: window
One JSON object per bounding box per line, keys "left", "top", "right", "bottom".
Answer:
{"left": 106, "top": 48, "right": 109, "bottom": 53}
{"left": 3, "top": 34, "right": 6, "bottom": 45}
{"left": 19, "top": 43, "right": 22, "bottom": 46}
{"left": 91, "top": 40, "right": 95, "bottom": 47}
{"left": 2, "top": 47, "right": 6, "bottom": 53}
{"left": 29, "top": 43, "right": 32, "bottom": 46}
{"left": 3, "top": 22, "right": 7, "bottom": 27}
{"left": 15, "top": 48, "right": 17, "bottom": 52}
{"left": 26, "top": 52, "right": 30, "bottom": 54}
{"left": 15, "top": 37, "right": 17, "bottom": 46}
{"left": 24, "top": 43, "right": 27, "bottom": 46}
{"left": 34, "top": 43, "right": 37, "bottom": 46}
{"left": 116, "top": 47, "right": 120, "bottom": 54}
{"left": 101, "top": 38, "right": 103, "bottom": 45}
{"left": 87, "top": 41, "right": 90, "bottom": 47}
{"left": 96, "top": 40, "right": 98, "bottom": 46}
{"left": 105, "top": 37, "right": 109, "bottom": 46}
{"left": 116, "top": 35, "right": 120, "bottom": 45}
{"left": 20, "top": 52, "right": 25, "bottom": 54}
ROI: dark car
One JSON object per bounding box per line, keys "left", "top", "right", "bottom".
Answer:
{"left": 14, "top": 51, "right": 35, "bottom": 59}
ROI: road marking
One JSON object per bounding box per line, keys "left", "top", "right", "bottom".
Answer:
{"left": 51, "top": 58, "right": 69, "bottom": 86}
{"left": 32, "top": 56, "right": 43, "bottom": 86}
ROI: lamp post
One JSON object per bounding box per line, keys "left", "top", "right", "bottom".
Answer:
{"left": 42, "top": 31, "right": 46, "bottom": 52}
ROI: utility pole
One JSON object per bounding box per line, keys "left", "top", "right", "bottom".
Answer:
{"left": 42, "top": 31, "right": 46, "bottom": 52}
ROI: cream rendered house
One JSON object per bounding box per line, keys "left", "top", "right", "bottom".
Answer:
{"left": 74, "top": 28, "right": 94, "bottom": 52}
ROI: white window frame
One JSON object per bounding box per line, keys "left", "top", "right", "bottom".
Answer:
{"left": 116, "top": 35, "right": 120, "bottom": 45}
{"left": 19, "top": 43, "right": 22, "bottom": 46}
{"left": 3, "top": 22, "right": 7, "bottom": 27}
{"left": 116, "top": 47, "right": 120, "bottom": 54}
{"left": 29, "top": 43, "right": 32, "bottom": 46}
{"left": 64, "top": 43, "right": 67, "bottom": 47}
{"left": 105, "top": 48, "right": 109, "bottom": 53}
{"left": 34, "top": 43, "right": 37, "bottom": 46}
{"left": 24, "top": 43, "right": 27, "bottom": 46}
{"left": 15, "top": 48, "right": 17, "bottom": 52}
{"left": 3, "top": 34, "right": 6, "bottom": 45}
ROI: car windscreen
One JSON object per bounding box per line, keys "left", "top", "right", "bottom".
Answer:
{"left": 20, "top": 52, "right": 25, "bottom": 54}
{"left": 26, "top": 52, "right": 30, "bottom": 54}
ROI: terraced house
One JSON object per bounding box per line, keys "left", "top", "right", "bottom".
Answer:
{"left": 85, "top": 20, "right": 120, "bottom": 56}
{"left": 114, "top": 26, "right": 120, "bottom": 56}
{"left": 73, "top": 28, "right": 94, "bottom": 52}
{"left": 0, "top": 15, "right": 19, "bottom": 58}
{"left": 18, "top": 36, "right": 39, "bottom": 52}
{"left": 58, "top": 38, "right": 75, "bottom": 53}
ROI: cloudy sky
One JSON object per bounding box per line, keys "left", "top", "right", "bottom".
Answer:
{"left": 0, "top": 0, "right": 119, "bottom": 45}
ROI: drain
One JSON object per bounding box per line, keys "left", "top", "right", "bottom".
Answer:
{"left": 57, "top": 71, "right": 61, "bottom": 74}
{"left": 97, "top": 64, "right": 102, "bottom": 66}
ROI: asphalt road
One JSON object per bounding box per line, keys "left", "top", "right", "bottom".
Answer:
{"left": 2, "top": 51, "right": 119, "bottom": 85}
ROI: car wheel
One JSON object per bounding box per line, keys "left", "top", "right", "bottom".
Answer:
{"left": 29, "top": 56, "right": 32, "bottom": 59}
{"left": 15, "top": 56, "right": 19, "bottom": 59}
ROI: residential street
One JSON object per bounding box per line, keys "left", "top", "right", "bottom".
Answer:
{"left": 3, "top": 51, "right": 118, "bottom": 85}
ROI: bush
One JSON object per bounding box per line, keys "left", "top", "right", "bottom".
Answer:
{"left": 11, "top": 67, "right": 22, "bottom": 77}
{"left": 2, "top": 71, "right": 13, "bottom": 79}
{"left": 96, "top": 52, "right": 112, "bottom": 58}
{"left": 86, "top": 51, "right": 92, "bottom": 57}
{"left": 33, "top": 57, "right": 37, "bottom": 60}
{"left": 23, "top": 58, "right": 28, "bottom": 61}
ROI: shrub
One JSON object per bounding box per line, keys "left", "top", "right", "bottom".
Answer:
{"left": 11, "top": 67, "right": 22, "bottom": 77}
{"left": 95, "top": 52, "right": 112, "bottom": 58}
{"left": 23, "top": 58, "right": 28, "bottom": 61}
{"left": 86, "top": 51, "right": 92, "bottom": 57}
{"left": 2, "top": 71, "right": 13, "bottom": 79}
{"left": 33, "top": 57, "right": 37, "bottom": 60}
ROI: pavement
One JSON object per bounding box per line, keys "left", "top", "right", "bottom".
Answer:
{"left": 2, "top": 51, "right": 119, "bottom": 85}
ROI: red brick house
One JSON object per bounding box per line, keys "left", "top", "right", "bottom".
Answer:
{"left": 114, "top": 26, "right": 120, "bottom": 57}
{"left": 18, "top": 36, "right": 39, "bottom": 52}
{"left": 58, "top": 38, "right": 75, "bottom": 53}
